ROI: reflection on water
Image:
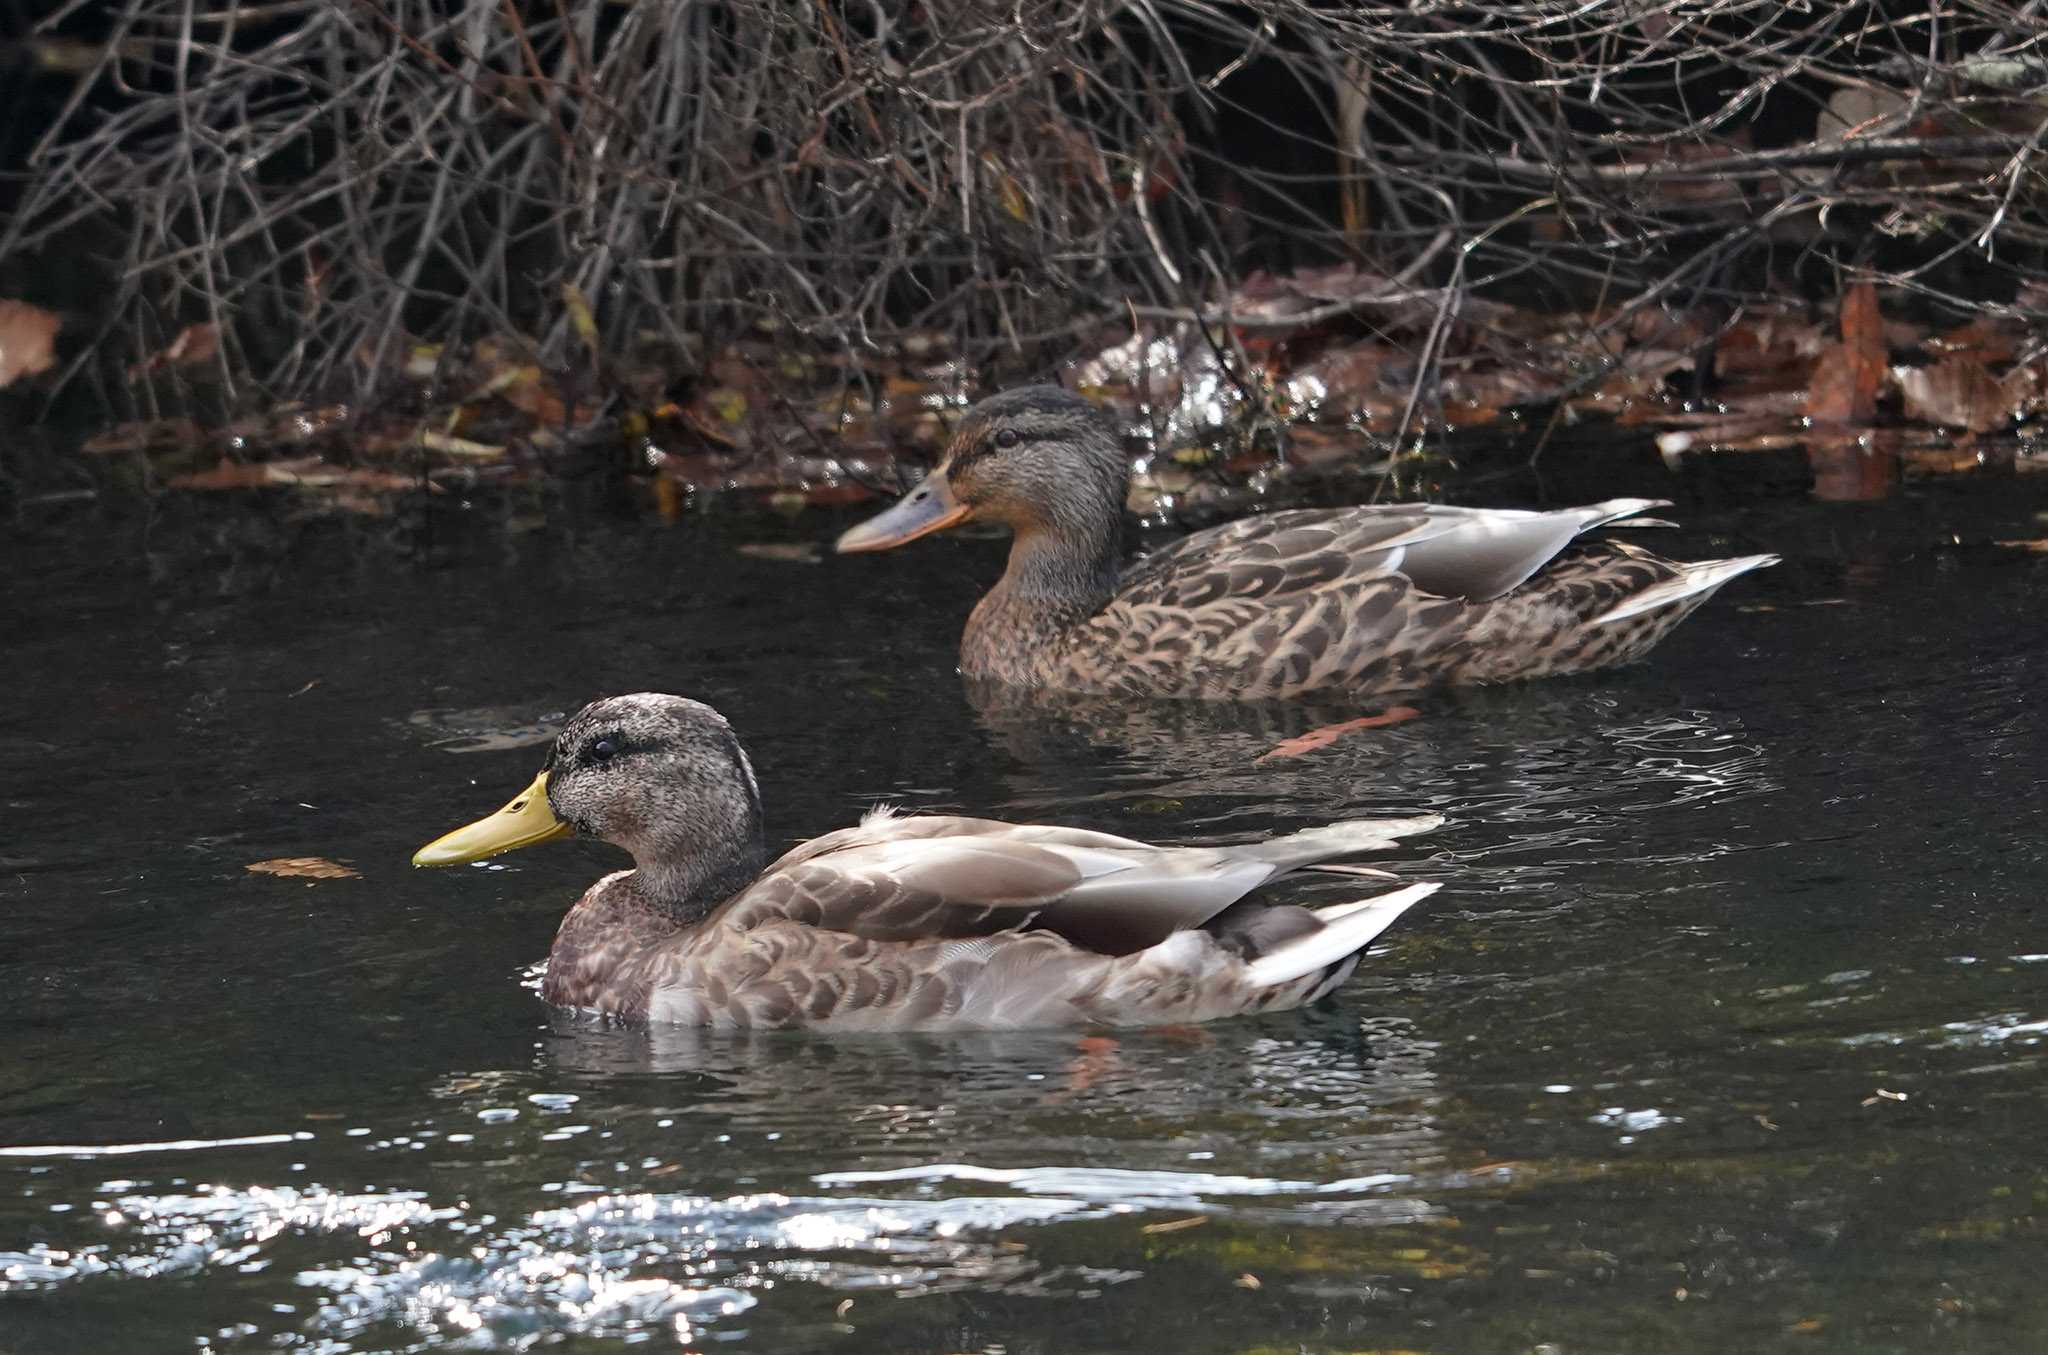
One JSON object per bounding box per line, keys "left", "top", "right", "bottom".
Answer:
{"left": 6, "top": 482, "right": 2048, "bottom": 1352}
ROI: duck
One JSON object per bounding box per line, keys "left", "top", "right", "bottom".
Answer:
{"left": 836, "top": 385, "right": 1778, "bottom": 699}
{"left": 412, "top": 693, "right": 1441, "bottom": 1031}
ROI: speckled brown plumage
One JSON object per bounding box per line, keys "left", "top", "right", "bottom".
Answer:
{"left": 838, "top": 386, "right": 1779, "bottom": 700}
{"left": 418, "top": 695, "right": 1442, "bottom": 1031}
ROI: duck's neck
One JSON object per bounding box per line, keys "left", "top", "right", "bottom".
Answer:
{"left": 966, "top": 516, "right": 1122, "bottom": 656}
{"left": 630, "top": 836, "right": 768, "bottom": 926}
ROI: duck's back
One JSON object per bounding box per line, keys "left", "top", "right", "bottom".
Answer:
{"left": 997, "top": 502, "right": 1772, "bottom": 699}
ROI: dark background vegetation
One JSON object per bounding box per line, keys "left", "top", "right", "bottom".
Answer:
{"left": 1, "top": 1, "right": 2043, "bottom": 518}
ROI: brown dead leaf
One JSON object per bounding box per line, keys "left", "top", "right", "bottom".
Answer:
{"left": 128, "top": 323, "right": 220, "bottom": 381}
{"left": 1924, "top": 315, "right": 2021, "bottom": 363}
{"left": 1994, "top": 539, "right": 2048, "bottom": 553}
{"left": 1714, "top": 307, "right": 1828, "bottom": 380}
{"left": 78, "top": 418, "right": 206, "bottom": 456}
{"left": 1140, "top": 1216, "right": 1210, "bottom": 1235}
{"left": 1233, "top": 1272, "right": 1262, "bottom": 1290}
{"left": 1807, "top": 283, "right": 1885, "bottom": 424}
{"left": 246, "top": 856, "right": 360, "bottom": 880}
{"left": 1895, "top": 357, "right": 2015, "bottom": 431}
{"left": 1256, "top": 706, "right": 1421, "bottom": 762}
{"left": 170, "top": 458, "right": 414, "bottom": 493}
{"left": 736, "top": 542, "right": 822, "bottom": 564}
{"left": 0, "top": 299, "right": 61, "bottom": 388}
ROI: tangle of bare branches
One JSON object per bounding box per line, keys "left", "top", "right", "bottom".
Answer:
{"left": 3, "top": 0, "right": 2044, "bottom": 419}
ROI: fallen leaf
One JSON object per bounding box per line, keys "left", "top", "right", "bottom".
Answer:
{"left": 561, "top": 282, "right": 599, "bottom": 353}
{"left": 1140, "top": 1215, "right": 1209, "bottom": 1235}
{"left": 1807, "top": 282, "right": 1884, "bottom": 424}
{"left": 1786, "top": 1317, "right": 1826, "bottom": 1334}
{"left": 169, "top": 459, "right": 413, "bottom": 494}
{"left": 1995, "top": 538, "right": 2048, "bottom": 553}
{"left": 128, "top": 322, "right": 221, "bottom": 381}
{"left": 1256, "top": 706, "right": 1422, "bottom": 762}
{"left": 1233, "top": 1272, "right": 1262, "bottom": 1290}
{"left": 1924, "top": 315, "right": 2021, "bottom": 363}
{"left": 653, "top": 475, "right": 683, "bottom": 522}
{"left": 78, "top": 418, "right": 206, "bottom": 455}
{"left": 0, "top": 299, "right": 61, "bottom": 388}
{"left": 418, "top": 430, "right": 507, "bottom": 458}
{"left": 1895, "top": 357, "right": 2014, "bottom": 431}
{"left": 736, "top": 542, "right": 822, "bottom": 564}
{"left": 246, "top": 857, "right": 360, "bottom": 880}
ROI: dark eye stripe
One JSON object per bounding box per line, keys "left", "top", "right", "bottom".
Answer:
{"left": 954, "top": 426, "right": 1039, "bottom": 469}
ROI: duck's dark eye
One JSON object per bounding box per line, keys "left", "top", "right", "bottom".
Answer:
{"left": 589, "top": 736, "right": 618, "bottom": 763}
{"left": 994, "top": 428, "right": 1021, "bottom": 449}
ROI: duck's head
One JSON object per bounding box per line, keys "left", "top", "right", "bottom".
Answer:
{"left": 836, "top": 385, "right": 1128, "bottom": 554}
{"left": 413, "top": 694, "right": 766, "bottom": 905}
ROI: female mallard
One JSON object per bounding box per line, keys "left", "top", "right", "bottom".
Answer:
{"left": 413, "top": 693, "right": 1439, "bottom": 1031}
{"left": 837, "top": 386, "right": 1778, "bottom": 699}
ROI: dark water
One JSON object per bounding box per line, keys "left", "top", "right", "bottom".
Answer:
{"left": 4, "top": 460, "right": 2046, "bottom": 1354}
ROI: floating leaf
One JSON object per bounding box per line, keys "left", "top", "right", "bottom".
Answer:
{"left": 1256, "top": 706, "right": 1421, "bottom": 762}
{"left": 1140, "top": 1216, "right": 1209, "bottom": 1235}
{"left": 246, "top": 857, "right": 360, "bottom": 880}
{"left": 736, "top": 542, "right": 822, "bottom": 564}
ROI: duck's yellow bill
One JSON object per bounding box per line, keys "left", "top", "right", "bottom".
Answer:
{"left": 412, "top": 771, "right": 573, "bottom": 867}
{"left": 835, "top": 469, "right": 968, "bottom": 553}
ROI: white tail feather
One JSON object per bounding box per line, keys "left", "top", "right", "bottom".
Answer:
{"left": 1575, "top": 497, "right": 1672, "bottom": 530}
{"left": 1237, "top": 814, "right": 1443, "bottom": 870}
{"left": 1245, "top": 883, "right": 1439, "bottom": 989}
{"left": 1592, "top": 553, "right": 1780, "bottom": 626}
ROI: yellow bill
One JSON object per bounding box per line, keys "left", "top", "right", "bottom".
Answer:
{"left": 835, "top": 468, "right": 969, "bottom": 553}
{"left": 412, "top": 771, "right": 573, "bottom": 867}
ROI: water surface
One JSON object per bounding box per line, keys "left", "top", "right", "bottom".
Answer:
{"left": 4, "top": 463, "right": 2045, "bottom": 1353}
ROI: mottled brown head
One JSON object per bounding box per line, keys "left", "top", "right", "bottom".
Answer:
{"left": 542, "top": 695, "right": 765, "bottom": 897}
{"left": 412, "top": 692, "right": 770, "bottom": 912}
{"left": 835, "top": 386, "right": 1129, "bottom": 553}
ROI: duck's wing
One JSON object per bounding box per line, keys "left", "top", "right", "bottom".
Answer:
{"left": 719, "top": 811, "right": 1438, "bottom": 956}
{"left": 1119, "top": 500, "right": 1671, "bottom": 606}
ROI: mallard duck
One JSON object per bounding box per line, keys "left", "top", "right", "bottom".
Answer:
{"left": 836, "top": 386, "right": 1778, "bottom": 699}
{"left": 412, "top": 693, "right": 1440, "bottom": 1031}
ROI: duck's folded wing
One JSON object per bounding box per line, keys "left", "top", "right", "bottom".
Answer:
{"left": 1117, "top": 500, "right": 1671, "bottom": 607}
{"left": 1117, "top": 507, "right": 1452, "bottom": 608}
{"left": 721, "top": 828, "right": 1279, "bottom": 955}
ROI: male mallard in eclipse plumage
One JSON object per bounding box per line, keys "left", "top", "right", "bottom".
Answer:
{"left": 837, "top": 386, "right": 1778, "bottom": 699}
{"left": 413, "top": 693, "right": 1440, "bottom": 1031}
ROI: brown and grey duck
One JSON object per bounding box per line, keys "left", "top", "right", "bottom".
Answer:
{"left": 836, "top": 385, "right": 1777, "bottom": 700}
{"left": 413, "top": 693, "right": 1440, "bottom": 1031}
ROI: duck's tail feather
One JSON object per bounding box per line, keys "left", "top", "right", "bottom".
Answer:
{"left": 1244, "top": 882, "right": 1438, "bottom": 989}
{"left": 1592, "top": 553, "right": 1780, "bottom": 626}
{"left": 1233, "top": 814, "right": 1443, "bottom": 873}
{"left": 1574, "top": 497, "right": 1673, "bottom": 530}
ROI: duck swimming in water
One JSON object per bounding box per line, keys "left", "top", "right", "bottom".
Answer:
{"left": 836, "top": 386, "right": 1777, "bottom": 700}
{"left": 413, "top": 693, "right": 1440, "bottom": 1031}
